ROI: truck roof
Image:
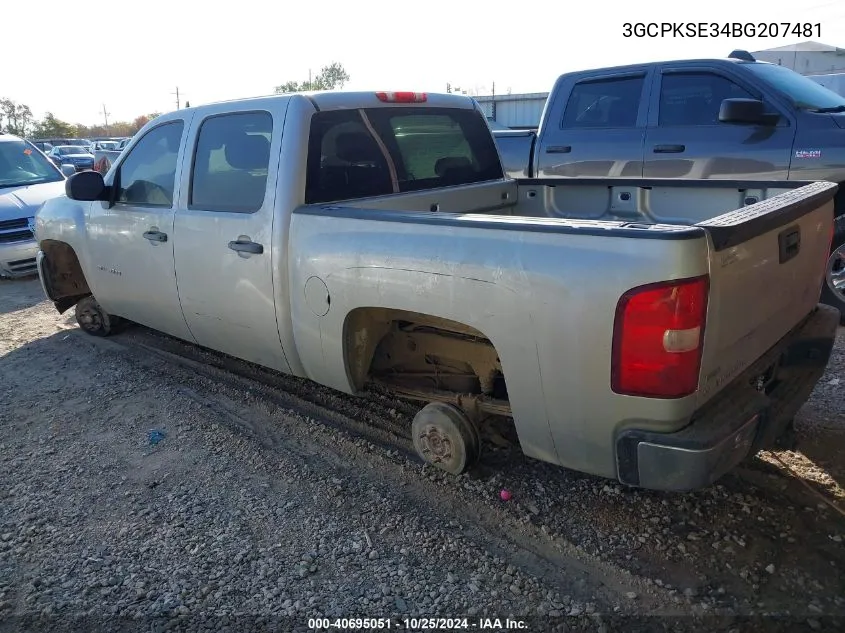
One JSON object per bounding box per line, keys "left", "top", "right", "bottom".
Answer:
{"left": 558, "top": 57, "right": 774, "bottom": 79}
{"left": 177, "top": 91, "right": 478, "bottom": 114}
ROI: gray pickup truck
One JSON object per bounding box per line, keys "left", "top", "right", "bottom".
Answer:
{"left": 35, "top": 91, "right": 839, "bottom": 491}
{"left": 492, "top": 51, "right": 845, "bottom": 319}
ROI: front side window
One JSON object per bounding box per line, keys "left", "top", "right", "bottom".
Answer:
{"left": 305, "top": 107, "right": 502, "bottom": 204}
{"left": 190, "top": 111, "right": 273, "bottom": 213}
{"left": 116, "top": 121, "right": 184, "bottom": 207}
{"left": 0, "top": 139, "right": 63, "bottom": 188}
{"left": 658, "top": 73, "right": 754, "bottom": 126}
{"left": 561, "top": 77, "right": 644, "bottom": 129}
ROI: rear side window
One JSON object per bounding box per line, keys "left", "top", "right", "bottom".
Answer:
{"left": 190, "top": 111, "right": 273, "bottom": 213}
{"left": 561, "top": 77, "right": 644, "bottom": 129}
{"left": 305, "top": 107, "right": 502, "bottom": 204}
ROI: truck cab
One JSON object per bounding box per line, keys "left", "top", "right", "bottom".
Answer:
{"left": 492, "top": 53, "right": 845, "bottom": 318}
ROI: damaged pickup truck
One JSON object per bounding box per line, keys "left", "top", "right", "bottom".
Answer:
{"left": 34, "top": 90, "right": 840, "bottom": 491}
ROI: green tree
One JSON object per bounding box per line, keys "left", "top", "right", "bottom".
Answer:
{"left": 1, "top": 98, "right": 34, "bottom": 137}
{"left": 30, "top": 112, "right": 77, "bottom": 139}
{"left": 274, "top": 62, "right": 350, "bottom": 94}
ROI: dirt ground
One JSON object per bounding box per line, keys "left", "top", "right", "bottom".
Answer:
{"left": 1, "top": 276, "right": 843, "bottom": 633}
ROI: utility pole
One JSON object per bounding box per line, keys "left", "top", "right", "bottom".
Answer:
{"left": 102, "top": 104, "right": 110, "bottom": 134}
{"left": 172, "top": 86, "right": 181, "bottom": 110}
{"left": 308, "top": 69, "right": 312, "bottom": 90}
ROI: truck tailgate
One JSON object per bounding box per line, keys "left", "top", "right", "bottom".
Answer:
{"left": 695, "top": 181, "right": 838, "bottom": 406}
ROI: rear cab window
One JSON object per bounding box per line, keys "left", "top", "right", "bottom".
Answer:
{"left": 304, "top": 107, "right": 503, "bottom": 204}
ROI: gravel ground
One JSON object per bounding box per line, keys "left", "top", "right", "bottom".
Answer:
{"left": 1, "top": 277, "right": 844, "bottom": 633}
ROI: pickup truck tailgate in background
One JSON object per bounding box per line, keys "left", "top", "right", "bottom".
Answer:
{"left": 695, "top": 181, "right": 838, "bottom": 407}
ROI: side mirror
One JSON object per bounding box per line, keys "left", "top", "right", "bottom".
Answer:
{"left": 719, "top": 98, "right": 767, "bottom": 124}
{"left": 60, "top": 164, "right": 76, "bottom": 177}
{"left": 65, "top": 170, "right": 107, "bottom": 201}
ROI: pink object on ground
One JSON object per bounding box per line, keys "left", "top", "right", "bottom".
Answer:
{"left": 500, "top": 489, "right": 512, "bottom": 501}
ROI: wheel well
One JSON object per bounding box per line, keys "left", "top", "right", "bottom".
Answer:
{"left": 40, "top": 240, "right": 91, "bottom": 313}
{"left": 343, "top": 307, "right": 511, "bottom": 417}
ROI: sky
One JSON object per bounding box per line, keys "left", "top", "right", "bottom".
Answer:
{"left": 3, "top": 0, "right": 845, "bottom": 126}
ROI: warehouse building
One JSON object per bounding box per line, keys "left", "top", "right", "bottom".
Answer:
{"left": 751, "top": 41, "right": 845, "bottom": 75}
{"left": 476, "top": 40, "right": 845, "bottom": 129}
{"left": 474, "top": 93, "right": 548, "bottom": 130}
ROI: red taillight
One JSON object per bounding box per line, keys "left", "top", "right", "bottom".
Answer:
{"left": 375, "top": 91, "right": 427, "bottom": 103}
{"left": 611, "top": 276, "right": 709, "bottom": 399}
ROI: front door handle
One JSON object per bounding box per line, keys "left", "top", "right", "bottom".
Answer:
{"left": 228, "top": 239, "right": 264, "bottom": 255}
{"left": 142, "top": 230, "right": 167, "bottom": 242}
{"left": 546, "top": 145, "right": 572, "bottom": 154}
{"left": 653, "top": 144, "right": 686, "bottom": 153}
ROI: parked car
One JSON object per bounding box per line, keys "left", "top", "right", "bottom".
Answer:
{"left": 43, "top": 138, "right": 93, "bottom": 152}
{"left": 92, "top": 144, "right": 127, "bottom": 175}
{"left": 30, "top": 140, "right": 54, "bottom": 154}
{"left": 47, "top": 145, "right": 95, "bottom": 172}
{"left": 0, "top": 134, "right": 71, "bottom": 277}
{"left": 92, "top": 140, "right": 119, "bottom": 151}
{"left": 35, "top": 91, "right": 838, "bottom": 491}
{"left": 489, "top": 50, "right": 845, "bottom": 320}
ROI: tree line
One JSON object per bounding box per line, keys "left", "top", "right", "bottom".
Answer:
{"left": 274, "top": 62, "right": 349, "bottom": 94}
{"left": 0, "top": 97, "right": 161, "bottom": 140}
{"left": 1, "top": 63, "right": 351, "bottom": 140}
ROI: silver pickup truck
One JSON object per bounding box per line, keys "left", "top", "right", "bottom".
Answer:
{"left": 34, "top": 91, "right": 839, "bottom": 491}
{"left": 492, "top": 52, "right": 845, "bottom": 320}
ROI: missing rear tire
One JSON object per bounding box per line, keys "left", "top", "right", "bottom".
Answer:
{"left": 411, "top": 402, "right": 480, "bottom": 475}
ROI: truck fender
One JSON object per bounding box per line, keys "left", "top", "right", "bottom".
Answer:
{"left": 35, "top": 196, "right": 95, "bottom": 313}
{"left": 37, "top": 241, "right": 91, "bottom": 314}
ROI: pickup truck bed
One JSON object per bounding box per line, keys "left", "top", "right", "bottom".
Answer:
{"left": 290, "top": 178, "right": 838, "bottom": 488}
{"left": 34, "top": 91, "right": 839, "bottom": 491}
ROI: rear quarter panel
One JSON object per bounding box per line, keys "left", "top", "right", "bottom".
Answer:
{"left": 288, "top": 208, "right": 711, "bottom": 478}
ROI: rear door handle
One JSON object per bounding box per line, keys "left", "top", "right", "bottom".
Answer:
{"left": 545, "top": 145, "right": 572, "bottom": 154}
{"left": 653, "top": 144, "right": 686, "bottom": 153}
{"left": 228, "top": 239, "right": 264, "bottom": 255}
{"left": 142, "top": 230, "right": 167, "bottom": 242}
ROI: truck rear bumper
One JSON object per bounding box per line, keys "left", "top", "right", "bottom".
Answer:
{"left": 615, "top": 304, "right": 839, "bottom": 492}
